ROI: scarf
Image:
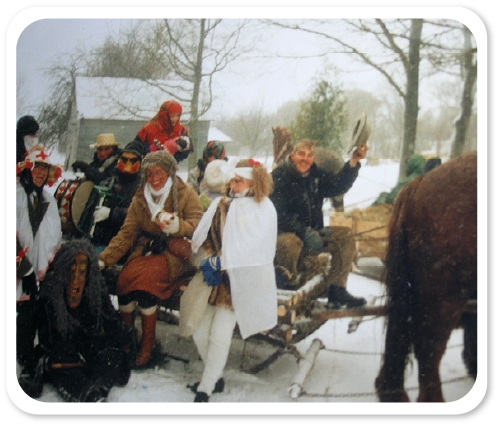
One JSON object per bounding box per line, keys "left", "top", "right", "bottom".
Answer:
{"left": 137, "top": 101, "right": 187, "bottom": 147}
{"left": 143, "top": 177, "right": 173, "bottom": 220}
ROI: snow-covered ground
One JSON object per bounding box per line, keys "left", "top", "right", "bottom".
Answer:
{"left": 12, "top": 159, "right": 482, "bottom": 417}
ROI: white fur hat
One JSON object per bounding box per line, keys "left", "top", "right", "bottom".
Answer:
{"left": 203, "top": 159, "right": 227, "bottom": 193}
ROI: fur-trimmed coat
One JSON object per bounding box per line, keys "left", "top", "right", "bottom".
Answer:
{"left": 99, "top": 177, "right": 203, "bottom": 283}
{"left": 195, "top": 197, "right": 233, "bottom": 309}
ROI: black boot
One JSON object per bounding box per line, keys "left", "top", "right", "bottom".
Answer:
{"left": 275, "top": 266, "right": 295, "bottom": 290}
{"left": 194, "top": 391, "right": 209, "bottom": 402}
{"left": 327, "top": 285, "right": 366, "bottom": 309}
{"left": 187, "top": 377, "right": 225, "bottom": 394}
{"left": 18, "top": 369, "right": 44, "bottom": 398}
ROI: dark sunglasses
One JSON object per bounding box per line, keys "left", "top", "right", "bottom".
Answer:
{"left": 119, "top": 156, "right": 140, "bottom": 165}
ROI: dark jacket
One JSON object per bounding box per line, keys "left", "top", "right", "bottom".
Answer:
{"left": 270, "top": 157, "right": 360, "bottom": 240}
{"left": 84, "top": 151, "right": 121, "bottom": 184}
{"left": 91, "top": 170, "right": 142, "bottom": 248}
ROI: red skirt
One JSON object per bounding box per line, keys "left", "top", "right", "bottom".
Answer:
{"left": 117, "top": 255, "right": 178, "bottom": 300}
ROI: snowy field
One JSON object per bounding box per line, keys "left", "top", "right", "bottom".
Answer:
{"left": 13, "top": 158, "right": 481, "bottom": 417}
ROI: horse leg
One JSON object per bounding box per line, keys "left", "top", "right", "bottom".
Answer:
{"left": 413, "top": 301, "right": 464, "bottom": 402}
{"left": 462, "top": 312, "right": 477, "bottom": 377}
{"left": 375, "top": 300, "right": 411, "bottom": 402}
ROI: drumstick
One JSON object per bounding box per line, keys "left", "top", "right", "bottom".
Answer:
{"left": 89, "top": 192, "right": 106, "bottom": 237}
{"left": 51, "top": 362, "right": 85, "bottom": 369}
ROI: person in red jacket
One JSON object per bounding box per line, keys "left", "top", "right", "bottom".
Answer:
{"left": 134, "top": 100, "right": 193, "bottom": 163}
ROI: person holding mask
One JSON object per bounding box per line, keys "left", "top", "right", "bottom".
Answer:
{"left": 72, "top": 133, "right": 121, "bottom": 184}
{"left": 185, "top": 158, "right": 277, "bottom": 402}
{"left": 16, "top": 147, "right": 62, "bottom": 370}
{"left": 270, "top": 139, "right": 368, "bottom": 308}
{"left": 98, "top": 150, "right": 203, "bottom": 367}
{"left": 133, "top": 100, "right": 192, "bottom": 163}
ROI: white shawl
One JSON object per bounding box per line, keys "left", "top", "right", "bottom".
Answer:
{"left": 16, "top": 184, "right": 62, "bottom": 300}
{"left": 143, "top": 177, "right": 173, "bottom": 219}
{"left": 191, "top": 196, "right": 278, "bottom": 339}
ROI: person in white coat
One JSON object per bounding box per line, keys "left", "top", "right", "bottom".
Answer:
{"left": 16, "top": 146, "right": 62, "bottom": 370}
{"left": 186, "top": 158, "right": 278, "bottom": 402}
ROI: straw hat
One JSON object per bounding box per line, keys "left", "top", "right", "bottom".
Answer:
{"left": 89, "top": 133, "right": 121, "bottom": 149}
{"left": 348, "top": 113, "right": 371, "bottom": 153}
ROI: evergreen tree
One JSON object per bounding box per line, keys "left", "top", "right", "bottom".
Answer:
{"left": 291, "top": 80, "right": 347, "bottom": 154}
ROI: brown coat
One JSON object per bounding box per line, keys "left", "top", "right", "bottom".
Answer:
{"left": 99, "top": 177, "right": 203, "bottom": 283}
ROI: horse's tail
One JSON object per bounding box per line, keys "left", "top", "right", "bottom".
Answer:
{"left": 376, "top": 177, "right": 423, "bottom": 401}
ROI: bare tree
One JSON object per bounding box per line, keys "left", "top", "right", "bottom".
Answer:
{"left": 216, "top": 100, "right": 273, "bottom": 158}
{"left": 84, "top": 22, "right": 171, "bottom": 80}
{"left": 450, "top": 26, "right": 477, "bottom": 158}
{"left": 266, "top": 18, "right": 426, "bottom": 178}
{"left": 33, "top": 19, "right": 256, "bottom": 169}
{"left": 140, "top": 19, "right": 254, "bottom": 168}
{"left": 36, "top": 55, "right": 85, "bottom": 150}
{"left": 265, "top": 18, "right": 475, "bottom": 177}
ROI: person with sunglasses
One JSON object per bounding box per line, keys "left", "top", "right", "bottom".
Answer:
{"left": 91, "top": 140, "right": 144, "bottom": 252}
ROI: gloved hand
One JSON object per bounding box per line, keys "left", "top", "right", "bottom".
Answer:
{"left": 21, "top": 271, "right": 37, "bottom": 295}
{"left": 93, "top": 206, "right": 111, "bottom": 223}
{"left": 159, "top": 212, "right": 180, "bottom": 235}
{"left": 200, "top": 256, "right": 222, "bottom": 287}
{"left": 176, "top": 136, "right": 191, "bottom": 151}
{"left": 304, "top": 229, "right": 324, "bottom": 250}
{"left": 98, "top": 260, "right": 106, "bottom": 271}
{"left": 72, "top": 161, "right": 88, "bottom": 172}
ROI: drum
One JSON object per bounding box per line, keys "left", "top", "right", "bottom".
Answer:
{"left": 54, "top": 179, "right": 98, "bottom": 236}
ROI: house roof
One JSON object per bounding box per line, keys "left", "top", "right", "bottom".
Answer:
{"left": 75, "top": 76, "right": 192, "bottom": 121}
{"left": 207, "top": 127, "right": 232, "bottom": 142}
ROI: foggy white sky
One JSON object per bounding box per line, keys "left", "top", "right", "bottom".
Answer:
{"left": 15, "top": 17, "right": 387, "bottom": 120}
{"left": 13, "top": 10, "right": 485, "bottom": 124}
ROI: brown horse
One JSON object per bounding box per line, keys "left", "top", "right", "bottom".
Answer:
{"left": 375, "top": 152, "right": 477, "bottom": 402}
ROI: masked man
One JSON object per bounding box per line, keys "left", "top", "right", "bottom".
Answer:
{"left": 19, "top": 240, "right": 132, "bottom": 402}
{"left": 91, "top": 140, "right": 144, "bottom": 250}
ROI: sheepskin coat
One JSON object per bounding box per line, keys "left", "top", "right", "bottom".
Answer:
{"left": 99, "top": 177, "right": 203, "bottom": 283}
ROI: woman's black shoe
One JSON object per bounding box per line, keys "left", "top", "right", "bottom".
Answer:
{"left": 187, "top": 377, "right": 224, "bottom": 394}
{"left": 194, "top": 391, "right": 209, "bottom": 402}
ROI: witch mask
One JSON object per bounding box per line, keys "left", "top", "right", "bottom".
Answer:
{"left": 66, "top": 252, "right": 88, "bottom": 309}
